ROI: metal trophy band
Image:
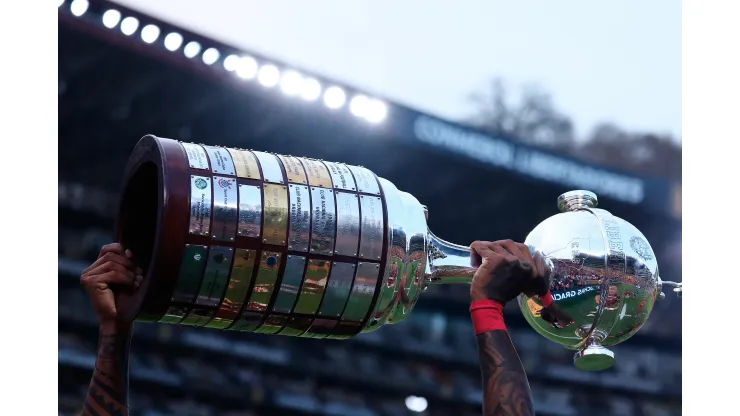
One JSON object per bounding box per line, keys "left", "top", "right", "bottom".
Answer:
{"left": 116, "top": 135, "right": 682, "bottom": 372}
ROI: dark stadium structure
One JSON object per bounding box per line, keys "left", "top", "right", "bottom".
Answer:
{"left": 58, "top": 1, "right": 682, "bottom": 415}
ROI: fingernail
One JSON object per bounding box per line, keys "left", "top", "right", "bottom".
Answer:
{"left": 125, "top": 249, "right": 133, "bottom": 258}
{"left": 136, "top": 275, "right": 143, "bottom": 282}
{"left": 134, "top": 280, "right": 141, "bottom": 288}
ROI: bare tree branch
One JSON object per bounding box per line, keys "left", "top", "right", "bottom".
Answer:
{"left": 466, "top": 78, "right": 681, "bottom": 180}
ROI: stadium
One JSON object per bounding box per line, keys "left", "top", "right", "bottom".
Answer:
{"left": 58, "top": 1, "right": 682, "bottom": 415}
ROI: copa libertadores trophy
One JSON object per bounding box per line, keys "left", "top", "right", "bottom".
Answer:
{"left": 115, "top": 135, "right": 682, "bottom": 371}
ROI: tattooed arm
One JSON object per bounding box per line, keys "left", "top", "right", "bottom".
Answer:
{"left": 476, "top": 330, "right": 534, "bottom": 416}
{"left": 82, "top": 323, "right": 132, "bottom": 416}
{"left": 80, "top": 243, "right": 143, "bottom": 416}
{"left": 469, "top": 240, "right": 550, "bottom": 416}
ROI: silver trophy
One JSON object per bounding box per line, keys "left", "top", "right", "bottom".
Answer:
{"left": 118, "top": 136, "right": 681, "bottom": 371}
{"left": 520, "top": 191, "right": 682, "bottom": 370}
{"left": 429, "top": 190, "right": 681, "bottom": 371}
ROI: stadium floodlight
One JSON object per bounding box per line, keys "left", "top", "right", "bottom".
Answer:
{"left": 223, "top": 54, "right": 240, "bottom": 72}
{"left": 349, "top": 94, "right": 369, "bottom": 118}
{"left": 258, "top": 65, "right": 280, "bottom": 88}
{"left": 140, "top": 25, "right": 160, "bottom": 44}
{"left": 323, "top": 86, "right": 346, "bottom": 109}
{"left": 120, "top": 17, "right": 139, "bottom": 36}
{"left": 102, "top": 10, "right": 121, "bottom": 29}
{"left": 163, "top": 32, "right": 183, "bottom": 51}
{"left": 70, "top": 0, "right": 89, "bottom": 17}
{"left": 300, "top": 78, "right": 322, "bottom": 101}
{"left": 236, "top": 56, "right": 259, "bottom": 80}
{"left": 202, "top": 48, "right": 220, "bottom": 65}
{"left": 404, "top": 396, "right": 428, "bottom": 413}
{"left": 365, "top": 98, "right": 388, "bottom": 123}
{"left": 183, "top": 41, "right": 202, "bottom": 59}
{"left": 280, "top": 70, "right": 303, "bottom": 96}
{"left": 62, "top": 0, "right": 390, "bottom": 125}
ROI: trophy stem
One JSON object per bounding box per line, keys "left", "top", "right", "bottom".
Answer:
{"left": 573, "top": 338, "right": 616, "bottom": 371}
{"left": 426, "top": 230, "right": 477, "bottom": 285}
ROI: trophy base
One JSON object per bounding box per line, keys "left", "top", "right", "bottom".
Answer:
{"left": 573, "top": 344, "right": 615, "bottom": 371}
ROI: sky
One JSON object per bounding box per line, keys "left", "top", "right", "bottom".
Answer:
{"left": 115, "top": 0, "right": 681, "bottom": 142}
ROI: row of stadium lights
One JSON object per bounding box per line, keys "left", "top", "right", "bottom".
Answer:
{"left": 62, "top": 0, "right": 389, "bottom": 124}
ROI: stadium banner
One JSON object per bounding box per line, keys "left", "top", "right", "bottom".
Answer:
{"left": 411, "top": 115, "right": 644, "bottom": 203}
{"left": 399, "top": 113, "right": 675, "bottom": 216}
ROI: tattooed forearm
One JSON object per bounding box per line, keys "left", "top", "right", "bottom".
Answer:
{"left": 476, "top": 331, "right": 534, "bottom": 416}
{"left": 82, "top": 323, "right": 132, "bottom": 416}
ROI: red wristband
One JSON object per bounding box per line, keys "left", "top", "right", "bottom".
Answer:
{"left": 540, "top": 290, "right": 554, "bottom": 308}
{"left": 470, "top": 299, "right": 505, "bottom": 335}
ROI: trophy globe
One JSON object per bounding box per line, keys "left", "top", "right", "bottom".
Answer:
{"left": 518, "top": 190, "right": 681, "bottom": 371}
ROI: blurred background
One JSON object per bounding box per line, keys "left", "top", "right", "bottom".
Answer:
{"left": 58, "top": 1, "right": 682, "bottom": 415}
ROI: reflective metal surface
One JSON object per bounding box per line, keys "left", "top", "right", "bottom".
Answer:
{"left": 262, "top": 184, "right": 288, "bottom": 246}
{"left": 206, "top": 248, "right": 257, "bottom": 329}
{"left": 179, "top": 307, "right": 215, "bottom": 327}
{"left": 181, "top": 246, "right": 234, "bottom": 327}
{"left": 195, "top": 246, "right": 234, "bottom": 308}
{"left": 300, "top": 158, "right": 333, "bottom": 188}
{"left": 325, "top": 161, "right": 357, "bottom": 191}
{"left": 318, "top": 262, "right": 355, "bottom": 318}
{"left": 302, "top": 318, "right": 338, "bottom": 339}
{"left": 349, "top": 165, "right": 380, "bottom": 195}
{"left": 293, "top": 259, "right": 331, "bottom": 315}
{"left": 237, "top": 184, "right": 262, "bottom": 238}
{"left": 211, "top": 177, "right": 238, "bottom": 242}
{"left": 518, "top": 191, "right": 665, "bottom": 370}
{"left": 253, "top": 151, "right": 284, "bottom": 184}
{"left": 359, "top": 195, "right": 384, "bottom": 261}
{"left": 204, "top": 145, "right": 236, "bottom": 176}
{"left": 255, "top": 314, "right": 288, "bottom": 334}
{"left": 278, "top": 155, "right": 308, "bottom": 184}
{"left": 388, "top": 234, "right": 426, "bottom": 323}
{"left": 421, "top": 187, "right": 678, "bottom": 370}
{"left": 362, "top": 177, "right": 425, "bottom": 333}
{"left": 271, "top": 255, "right": 307, "bottom": 314}
{"left": 188, "top": 175, "right": 212, "bottom": 236}
{"left": 519, "top": 206, "right": 610, "bottom": 352}
{"left": 227, "top": 148, "right": 261, "bottom": 180}
{"left": 245, "top": 251, "right": 282, "bottom": 312}
{"left": 343, "top": 262, "right": 381, "bottom": 323}
{"left": 182, "top": 142, "right": 209, "bottom": 170}
{"left": 573, "top": 339, "right": 616, "bottom": 371}
{"left": 229, "top": 310, "right": 263, "bottom": 333}
{"left": 158, "top": 305, "right": 189, "bottom": 324}
{"left": 334, "top": 192, "right": 360, "bottom": 257}
{"left": 288, "top": 184, "right": 311, "bottom": 252}
{"left": 427, "top": 231, "right": 476, "bottom": 284}
{"left": 310, "top": 187, "right": 336, "bottom": 255}
{"left": 168, "top": 245, "right": 208, "bottom": 305}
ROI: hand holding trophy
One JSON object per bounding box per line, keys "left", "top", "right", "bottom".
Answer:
{"left": 114, "top": 135, "right": 681, "bottom": 371}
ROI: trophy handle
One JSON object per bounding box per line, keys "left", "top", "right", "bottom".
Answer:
{"left": 426, "top": 230, "right": 477, "bottom": 284}
{"left": 658, "top": 279, "right": 682, "bottom": 299}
